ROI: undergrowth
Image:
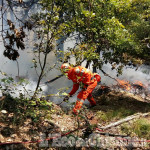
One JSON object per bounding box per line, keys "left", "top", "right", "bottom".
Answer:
{"left": 0, "top": 94, "right": 53, "bottom": 125}
{"left": 96, "top": 107, "right": 135, "bottom": 122}
{"left": 0, "top": 76, "right": 53, "bottom": 125}
{"left": 121, "top": 118, "right": 150, "bottom": 139}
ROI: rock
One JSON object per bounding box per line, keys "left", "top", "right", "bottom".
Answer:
{"left": 1, "top": 110, "right": 7, "bottom": 114}
{"left": 10, "top": 134, "right": 17, "bottom": 138}
{"left": 7, "top": 138, "right": 12, "bottom": 142}
{"left": 0, "top": 90, "right": 3, "bottom": 97}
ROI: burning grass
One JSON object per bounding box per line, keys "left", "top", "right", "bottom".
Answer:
{"left": 117, "top": 79, "right": 131, "bottom": 91}
{"left": 113, "top": 79, "right": 150, "bottom": 100}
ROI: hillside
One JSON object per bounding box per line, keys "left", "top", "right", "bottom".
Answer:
{"left": 0, "top": 90, "right": 150, "bottom": 150}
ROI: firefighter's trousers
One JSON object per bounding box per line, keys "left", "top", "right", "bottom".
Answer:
{"left": 73, "top": 78, "right": 97, "bottom": 114}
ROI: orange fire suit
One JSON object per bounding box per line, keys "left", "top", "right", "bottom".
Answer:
{"left": 67, "top": 66, "right": 99, "bottom": 114}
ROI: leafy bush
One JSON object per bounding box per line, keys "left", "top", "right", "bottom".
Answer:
{"left": 0, "top": 75, "right": 53, "bottom": 124}
{"left": 0, "top": 94, "right": 53, "bottom": 124}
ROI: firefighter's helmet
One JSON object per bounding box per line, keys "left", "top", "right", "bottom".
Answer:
{"left": 61, "top": 63, "right": 71, "bottom": 73}
{"left": 94, "top": 73, "right": 101, "bottom": 82}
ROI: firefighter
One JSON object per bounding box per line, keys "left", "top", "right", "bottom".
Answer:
{"left": 60, "top": 63, "right": 101, "bottom": 115}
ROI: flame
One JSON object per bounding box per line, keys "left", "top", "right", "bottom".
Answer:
{"left": 114, "top": 79, "right": 150, "bottom": 99}
{"left": 117, "top": 79, "right": 131, "bottom": 91}
{"left": 134, "top": 81, "right": 144, "bottom": 87}
{"left": 132, "top": 81, "right": 147, "bottom": 90}
{"left": 116, "top": 79, "right": 146, "bottom": 91}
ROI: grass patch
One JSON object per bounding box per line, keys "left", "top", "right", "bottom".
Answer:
{"left": 121, "top": 118, "right": 150, "bottom": 139}
{"left": 97, "top": 107, "right": 135, "bottom": 122}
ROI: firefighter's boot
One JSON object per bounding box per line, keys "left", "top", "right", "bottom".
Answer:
{"left": 88, "top": 97, "right": 96, "bottom": 107}
{"left": 73, "top": 100, "right": 84, "bottom": 115}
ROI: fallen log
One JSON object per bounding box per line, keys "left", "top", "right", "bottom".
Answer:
{"left": 99, "top": 112, "right": 150, "bottom": 130}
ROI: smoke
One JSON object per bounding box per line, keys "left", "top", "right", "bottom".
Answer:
{"left": 11, "top": 80, "right": 48, "bottom": 98}
{"left": 0, "top": 4, "right": 61, "bottom": 99}
{"left": 99, "top": 63, "right": 150, "bottom": 87}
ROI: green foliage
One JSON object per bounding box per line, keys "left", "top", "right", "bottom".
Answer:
{"left": 0, "top": 94, "right": 53, "bottom": 124}
{"left": 97, "top": 108, "right": 134, "bottom": 122}
{"left": 121, "top": 118, "right": 150, "bottom": 139}
{"left": 1, "top": 77, "right": 14, "bottom": 84}
{"left": 37, "top": 0, "right": 150, "bottom": 73}
{"left": 133, "top": 119, "right": 150, "bottom": 139}
{"left": 0, "top": 74, "right": 29, "bottom": 96}
{"left": 1, "top": 0, "right": 150, "bottom": 75}
{"left": 0, "top": 74, "right": 53, "bottom": 124}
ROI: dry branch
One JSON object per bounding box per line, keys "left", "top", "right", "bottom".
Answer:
{"left": 0, "top": 96, "right": 6, "bottom": 101}
{"left": 99, "top": 112, "right": 150, "bottom": 130}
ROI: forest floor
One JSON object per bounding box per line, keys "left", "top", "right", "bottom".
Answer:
{"left": 0, "top": 90, "right": 150, "bottom": 150}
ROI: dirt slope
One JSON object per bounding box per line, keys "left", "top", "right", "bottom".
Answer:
{"left": 0, "top": 91, "right": 150, "bottom": 149}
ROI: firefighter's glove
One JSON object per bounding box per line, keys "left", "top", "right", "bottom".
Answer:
{"left": 63, "top": 95, "right": 70, "bottom": 102}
